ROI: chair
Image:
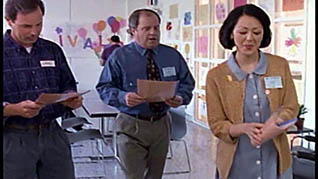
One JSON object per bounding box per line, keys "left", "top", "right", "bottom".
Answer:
{"left": 164, "top": 106, "right": 191, "bottom": 174}
{"left": 61, "top": 116, "right": 107, "bottom": 177}
{"left": 61, "top": 117, "right": 91, "bottom": 130}
{"left": 291, "top": 135, "right": 315, "bottom": 179}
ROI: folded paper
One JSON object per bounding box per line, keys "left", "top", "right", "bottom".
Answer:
{"left": 36, "top": 90, "right": 90, "bottom": 105}
{"left": 137, "top": 79, "right": 178, "bottom": 102}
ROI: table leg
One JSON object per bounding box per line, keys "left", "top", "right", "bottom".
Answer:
{"left": 99, "top": 117, "right": 120, "bottom": 162}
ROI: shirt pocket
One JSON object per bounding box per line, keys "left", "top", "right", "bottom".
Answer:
{"left": 39, "top": 67, "right": 60, "bottom": 91}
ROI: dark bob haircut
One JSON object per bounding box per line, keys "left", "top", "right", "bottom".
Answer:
{"left": 219, "top": 4, "right": 271, "bottom": 50}
{"left": 127, "top": 8, "right": 161, "bottom": 36}
{"left": 110, "top": 35, "right": 120, "bottom": 43}
{"left": 5, "top": 0, "right": 45, "bottom": 22}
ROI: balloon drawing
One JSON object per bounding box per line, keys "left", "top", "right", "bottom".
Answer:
{"left": 107, "top": 16, "right": 125, "bottom": 33}
{"left": 77, "top": 27, "right": 87, "bottom": 39}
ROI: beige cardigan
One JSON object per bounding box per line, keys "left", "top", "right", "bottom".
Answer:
{"left": 206, "top": 53, "right": 299, "bottom": 179}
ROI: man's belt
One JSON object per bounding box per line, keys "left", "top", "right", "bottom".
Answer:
{"left": 5, "top": 122, "right": 53, "bottom": 130}
{"left": 127, "top": 112, "right": 167, "bottom": 122}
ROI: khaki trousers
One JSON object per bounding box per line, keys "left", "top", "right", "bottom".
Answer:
{"left": 115, "top": 112, "right": 170, "bottom": 179}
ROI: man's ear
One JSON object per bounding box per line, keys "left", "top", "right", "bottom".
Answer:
{"left": 5, "top": 17, "right": 13, "bottom": 27}
{"left": 131, "top": 28, "right": 137, "bottom": 35}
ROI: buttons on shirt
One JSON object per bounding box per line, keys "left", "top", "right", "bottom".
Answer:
{"left": 256, "top": 160, "right": 261, "bottom": 165}
{"left": 34, "top": 86, "right": 38, "bottom": 89}
{"left": 256, "top": 145, "right": 260, "bottom": 149}
{"left": 257, "top": 177, "right": 262, "bottom": 179}
{"left": 32, "top": 71, "right": 35, "bottom": 74}
{"left": 253, "top": 94, "right": 258, "bottom": 99}
{"left": 265, "top": 90, "right": 270, "bottom": 95}
{"left": 255, "top": 112, "right": 260, "bottom": 117}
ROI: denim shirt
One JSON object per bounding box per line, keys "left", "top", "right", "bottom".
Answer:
{"left": 96, "top": 41, "right": 195, "bottom": 116}
{"left": 3, "top": 30, "right": 77, "bottom": 125}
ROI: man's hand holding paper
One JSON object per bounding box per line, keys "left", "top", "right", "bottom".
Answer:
{"left": 61, "top": 92, "right": 83, "bottom": 109}
{"left": 35, "top": 90, "right": 89, "bottom": 108}
{"left": 125, "top": 92, "right": 146, "bottom": 107}
{"left": 165, "top": 95, "right": 183, "bottom": 107}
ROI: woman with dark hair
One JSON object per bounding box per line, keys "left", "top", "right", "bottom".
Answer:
{"left": 206, "top": 4, "right": 298, "bottom": 179}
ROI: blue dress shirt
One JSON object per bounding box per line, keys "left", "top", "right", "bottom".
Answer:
{"left": 96, "top": 41, "right": 195, "bottom": 116}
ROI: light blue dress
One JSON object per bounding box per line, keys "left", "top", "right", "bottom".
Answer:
{"left": 226, "top": 52, "right": 292, "bottom": 179}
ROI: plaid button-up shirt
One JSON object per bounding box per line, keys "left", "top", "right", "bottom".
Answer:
{"left": 3, "top": 30, "right": 77, "bottom": 126}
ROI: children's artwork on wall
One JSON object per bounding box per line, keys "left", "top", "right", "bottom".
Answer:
{"left": 199, "top": 62, "right": 209, "bottom": 90}
{"left": 182, "top": 26, "right": 193, "bottom": 42}
{"left": 197, "top": 4, "right": 209, "bottom": 25}
{"left": 277, "top": 23, "right": 304, "bottom": 62}
{"left": 215, "top": 1, "right": 226, "bottom": 23}
{"left": 168, "top": 20, "right": 180, "bottom": 41}
{"left": 169, "top": 4, "right": 179, "bottom": 19}
{"left": 234, "top": 0, "right": 247, "bottom": 8}
{"left": 42, "top": 17, "right": 127, "bottom": 58}
{"left": 282, "top": 0, "right": 304, "bottom": 11}
{"left": 198, "top": 36, "right": 208, "bottom": 56}
{"left": 183, "top": 43, "right": 191, "bottom": 63}
{"left": 184, "top": 11, "right": 192, "bottom": 25}
{"left": 107, "top": 16, "right": 126, "bottom": 33}
{"left": 166, "top": 21, "right": 172, "bottom": 31}
{"left": 195, "top": 29, "right": 208, "bottom": 58}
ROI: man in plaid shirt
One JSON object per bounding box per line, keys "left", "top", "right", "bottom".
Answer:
{"left": 3, "top": 0, "right": 82, "bottom": 178}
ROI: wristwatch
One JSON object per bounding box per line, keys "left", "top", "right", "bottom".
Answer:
{"left": 3, "top": 102, "right": 10, "bottom": 108}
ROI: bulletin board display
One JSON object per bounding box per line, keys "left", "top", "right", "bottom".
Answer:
{"left": 192, "top": 0, "right": 308, "bottom": 127}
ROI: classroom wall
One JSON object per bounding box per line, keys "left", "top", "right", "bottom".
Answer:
{"left": 2, "top": 0, "right": 315, "bottom": 130}
{"left": 158, "top": 0, "right": 196, "bottom": 121}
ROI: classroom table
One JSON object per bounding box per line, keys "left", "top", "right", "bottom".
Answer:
{"left": 81, "top": 89, "right": 119, "bottom": 160}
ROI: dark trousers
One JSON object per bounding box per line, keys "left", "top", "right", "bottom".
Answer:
{"left": 3, "top": 120, "right": 75, "bottom": 179}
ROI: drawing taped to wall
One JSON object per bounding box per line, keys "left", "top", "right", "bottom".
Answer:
{"left": 184, "top": 11, "right": 192, "bottom": 25}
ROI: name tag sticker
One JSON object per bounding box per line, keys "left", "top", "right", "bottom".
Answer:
{"left": 40, "top": 60, "right": 55, "bottom": 67}
{"left": 162, "top": 67, "right": 176, "bottom": 77}
{"left": 264, "top": 76, "right": 283, "bottom": 89}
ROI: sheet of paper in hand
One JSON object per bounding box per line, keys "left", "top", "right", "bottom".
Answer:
{"left": 137, "top": 79, "right": 178, "bottom": 102}
{"left": 36, "top": 90, "right": 90, "bottom": 105}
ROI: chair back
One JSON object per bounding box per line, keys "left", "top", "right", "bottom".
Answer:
{"left": 66, "top": 129, "right": 104, "bottom": 144}
{"left": 61, "top": 117, "right": 91, "bottom": 129}
{"left": 169, "top": 106, "right": 187, "bottom": 140}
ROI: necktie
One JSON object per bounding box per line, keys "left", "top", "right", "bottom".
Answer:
{"left": 146, "top": 49, "right": 164, "bottom": 113}
{"left": 146, "top": 49, "right": 161, "bottom": 81}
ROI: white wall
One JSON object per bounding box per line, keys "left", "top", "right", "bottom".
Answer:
{"left": 3, "top": 0, "right": 147, "bottom": 91}
{"left": 303, "top": 0, "right": 315, "bottom": 130}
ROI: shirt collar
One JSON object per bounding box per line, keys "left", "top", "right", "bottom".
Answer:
{"left": 227, "top": 51, "right": 267, "bottom": 81}
{"left": 4, "top": 29, "right": 41, "bottom": 50}
{"left": 133, "top": 41, "right": 159, "bottom": 56}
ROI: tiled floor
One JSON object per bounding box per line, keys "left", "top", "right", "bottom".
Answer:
{"left": 72, "top": 108, "right": 217, "bottom": 179}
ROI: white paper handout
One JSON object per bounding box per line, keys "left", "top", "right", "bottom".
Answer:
{"left": 137, "top": 79, "right": 178, "bottom": 102}
{"left": 36, "top": 90, "right": 90, "bottom": 105}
